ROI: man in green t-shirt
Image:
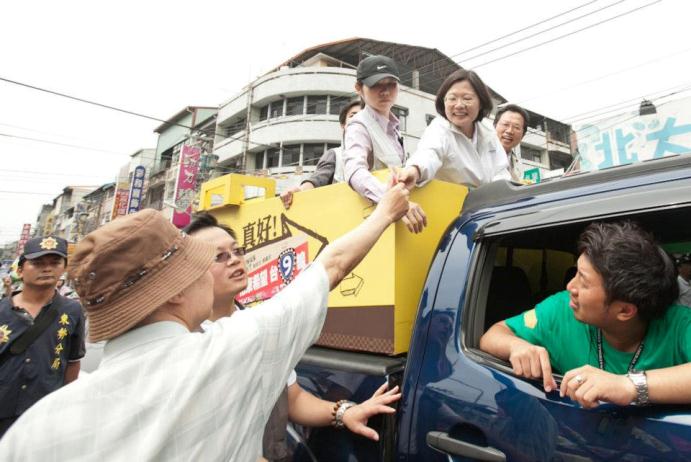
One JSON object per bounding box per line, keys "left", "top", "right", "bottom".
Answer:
{"left": 480, "top": 221, "right": 691, "bottom": 409}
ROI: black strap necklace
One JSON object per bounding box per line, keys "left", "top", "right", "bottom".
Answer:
{"left": 596, "top": 329, "right": 645, "bottom": 372}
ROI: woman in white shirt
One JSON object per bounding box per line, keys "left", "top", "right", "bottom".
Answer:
{"left": 398, "top": 69, "right": 511, "bottom": 189}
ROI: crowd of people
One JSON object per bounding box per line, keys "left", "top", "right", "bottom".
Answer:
{"left": 0, "top": 54, "right": 690, "bottom": 460}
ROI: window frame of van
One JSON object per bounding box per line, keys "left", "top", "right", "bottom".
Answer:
{"left": 458, "top": 191, "right": 691, "bottom": 384}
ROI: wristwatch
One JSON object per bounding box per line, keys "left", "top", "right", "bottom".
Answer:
{"left": 626, "top": 370, "right": 649, "bottom": 406}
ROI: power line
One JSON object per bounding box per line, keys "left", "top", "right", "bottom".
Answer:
{"left": 0, "top": 168, "right": 116, "bottom": 178}
{"left": 0, "top": 3, "right": 671, "bottom": 158}
{"left": 0, "top": 76, "right": 192, "bottom": 129}
{"left": 0, "top": 123, "right": 293, "bottom": 176}
{"left": 473, "top": 0, "right": 662, "bottom": 68}
{"left": 0, "top": 128, "right": 273, "bottom": 177}
{"left": 0, "top": 177, "right": 110, "bottom": 185}
{"left": 454, "top": 1, "right": 600, "bottom": 58}
{"left": 0, "top": 4, "right": 676, "bottom": 181}
{"left": 462, "top": 0, "right": 629, "bottom": 65}
{"left": 0, "top": 121, "right": 98, "bottom": 142}
{"left": 513, "top": 46, "right": 691, "bottom": 107}
{"left": 0, "top": 132, "right": 129, "bottom": 156}
{"left": 0, "top": 76, "right": 279, "bottom": 152}
{"left": 0, "top": 10, "right": 630, "bottom": 161}
{"left": 565, "top": 81, "right": 691, "bottom": 123}
{"left": 0, "top": 190, "right": 56, "bottom": 196}
{"left": 570, "top": 88, "right": 690, "bottom": 138}
{"left": 394, "top": 0, "right": 600, "bottom": 84}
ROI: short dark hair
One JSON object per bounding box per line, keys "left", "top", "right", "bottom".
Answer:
{"left": 183, "top": 212, "right": 236, "bottom": 240}
{"left": 494, "top": 104, "right": 529, "bottom": 135}
{"left": 338, "top": 99, "right": 363, "bottom": 126}
{"left": 435, "top": 69, "right": 493, "bottom": 123}
{"left": 577, "top": 221, "right": 678, "bottom": 322}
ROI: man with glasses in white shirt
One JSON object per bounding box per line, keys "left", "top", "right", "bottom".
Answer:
{"left": 185, "top": 212, "right": 401, "bottom": 462}
{"left": 493, "top": 104, "right": 530, "bottom": 183}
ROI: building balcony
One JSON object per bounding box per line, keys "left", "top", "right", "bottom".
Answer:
{"left": 215, "top": 117, "right": 341, "bottom": 164}
{"left": 218, "top": 67, "right": 357, "bottom": 124}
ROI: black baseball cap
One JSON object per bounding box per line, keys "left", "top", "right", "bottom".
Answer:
{"left": 20, "top": 236, "right": 68, "bottom": 263}
{"left": 357, "top": 55, "right": 400, "bottom": 87}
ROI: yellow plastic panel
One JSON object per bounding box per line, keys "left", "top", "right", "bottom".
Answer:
{"left": 200, "top": 170, "right": 467, "bottom": 354}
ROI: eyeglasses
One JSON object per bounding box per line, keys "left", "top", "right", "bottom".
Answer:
{"left": 498, "top": 121, "right": 524, "bottom": 132}
{"left": 444, "top": 94, "right": 477, "bottom": 106}
{"left": 214, "top": 247, "right": 246, "bottom": 263}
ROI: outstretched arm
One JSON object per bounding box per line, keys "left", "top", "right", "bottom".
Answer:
{"left": 287, "top": 383, "right": 335, "bottom": 427}
{"left": 287, "top": 382, "right": 401, "bottom": 441}
{"left": 316, "top": 184, "right": 409, "bottom": 290}
{"left": 341, "top": 383, "right": 401, "bottom": 441}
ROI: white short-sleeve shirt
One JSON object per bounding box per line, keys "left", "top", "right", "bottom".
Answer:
{"left": 0, "top": 262, "right": 329, "bottom": 462}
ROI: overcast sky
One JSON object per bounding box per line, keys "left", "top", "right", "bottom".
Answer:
{"left": 1, "top": 0, "right": 688, "bottom": 245}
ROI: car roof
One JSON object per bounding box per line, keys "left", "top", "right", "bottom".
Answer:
{"left": 463, "top": 154, "right": 691, "bottom": 216}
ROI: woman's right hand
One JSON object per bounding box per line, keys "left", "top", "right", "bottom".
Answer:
{"left": 396, "top": 166, "right": 420, "bottom": 191}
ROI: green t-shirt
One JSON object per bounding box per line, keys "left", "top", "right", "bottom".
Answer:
{"left": 505, "top": 291, "right": 691, "bottom": 374}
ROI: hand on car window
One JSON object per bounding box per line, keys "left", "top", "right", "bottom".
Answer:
{"left": 560, "top": 365, "right": 636, "bottom": 408}
{"left": 508, "top": 343, "right": 557, "bottom": 392}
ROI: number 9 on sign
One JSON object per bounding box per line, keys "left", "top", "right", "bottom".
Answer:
{"left": 278, "top": 248, "right": 297, "bottom": 283}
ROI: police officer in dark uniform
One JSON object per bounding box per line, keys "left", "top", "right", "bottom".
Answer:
{"left": 0, "top": 236, "right": 85, "bottom": 437}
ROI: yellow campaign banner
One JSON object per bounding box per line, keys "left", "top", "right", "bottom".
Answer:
{"left": 200, "top": 171, "right": 467, "bottom": 355}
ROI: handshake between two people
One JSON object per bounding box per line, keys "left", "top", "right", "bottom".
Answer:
{"left": 280, "top": 171, "right": 428, "bottom": 234}
{"left": 389, "top": 167, "right": 427, "bottom": 234}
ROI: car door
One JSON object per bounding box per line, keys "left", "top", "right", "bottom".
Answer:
{"left": 404, "top": 184, "right": 691, "bottom": 462}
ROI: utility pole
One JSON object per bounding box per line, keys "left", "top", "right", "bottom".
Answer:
{"left": 544, "top": 117, "right": 549, "bottom": 166}
{"left": 242, "top": 85, "right": 254, "bottom": 173}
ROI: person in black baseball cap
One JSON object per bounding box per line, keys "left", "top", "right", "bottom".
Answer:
{"left": 356, "top": 55, "right": 400, "bottom": 87}
{"left": 343, "top": 54, "right": 428, "bottom": 234}
{"left": 0, "top": 235, "right": 85, "bottom": 437}
{"left": 19, "top": 236, "right": 68, "bottom": 265}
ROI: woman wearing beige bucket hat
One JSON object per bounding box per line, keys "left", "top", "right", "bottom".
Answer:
{"left": 0, "top": 184, "right": 410, "bottom": 461}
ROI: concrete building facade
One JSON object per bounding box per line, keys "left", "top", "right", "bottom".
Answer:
{"left": 146, "top": 107, "right": 217, "bottom": 219}
{"left": 46, "top": 186, "right": 99, "bottom": 241}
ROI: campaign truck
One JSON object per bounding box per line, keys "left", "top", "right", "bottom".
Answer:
{"left": 200, "top": 153, "right": 691, "bottom": 461}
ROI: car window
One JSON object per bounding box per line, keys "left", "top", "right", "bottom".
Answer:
{"left": 464, "top": 205, "right": 691, "bottom": 369}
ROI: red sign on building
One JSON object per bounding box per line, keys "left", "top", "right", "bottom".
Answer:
{"left": 15, "top": 223, "right": 32, "bottom": 256}
{"left": 172, "top": 144, "right": 202, "bottom": 228}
